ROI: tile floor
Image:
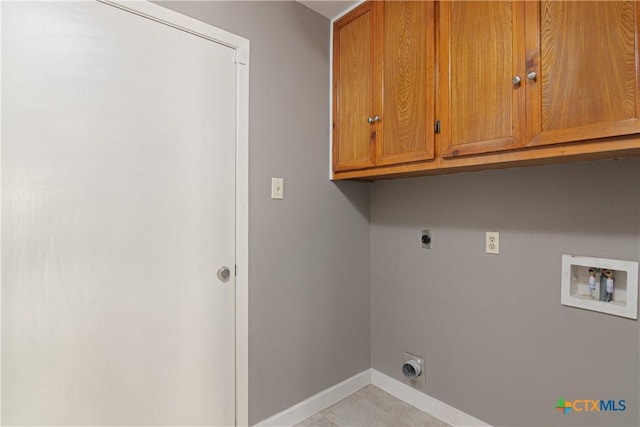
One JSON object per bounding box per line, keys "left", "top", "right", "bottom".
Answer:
{"left": 294, "top": 385, "right": 450, "bottom": 427}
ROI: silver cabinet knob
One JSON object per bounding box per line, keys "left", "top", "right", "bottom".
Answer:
{"left": 217, "top": 266, "right": 231, "bottom": 283}
{"left": 527, "top": 71, "right": 537, "bottom": 81}
{"left": 367, "top": 115, "right": 381, "bottom": 124}
{"left": 512, "top": 75, "right": 521, "bottom": 86}
{"left": 367, "top": 116, "right": 374, "bottom": 124}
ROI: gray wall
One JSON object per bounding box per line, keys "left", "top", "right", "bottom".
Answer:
{"left": 371, "top": 159, "right": 640, "bottom": 426}
{"left": 157, "top": 2, "right": 371, "bottom": 424}
{"left": 159, "top": 3, "right": 639, "bottom": 426}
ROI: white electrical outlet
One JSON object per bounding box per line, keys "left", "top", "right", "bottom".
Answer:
{"left": 486, "top": 231, "right": 499, "bottom": 254}
{"left": 271, "top": 177, "right": 283, "bottom": 199}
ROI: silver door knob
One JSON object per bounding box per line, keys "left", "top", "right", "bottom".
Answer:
{"left": 217, "top": 266, "right": 231, "bottom": 282}
{"left": 527, "top": 71, "right": 537, "bottom": 81}
{"left": 512, "top": 75, "right": 521, "bottom": 86}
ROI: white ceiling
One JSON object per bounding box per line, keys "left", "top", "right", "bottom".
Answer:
{"left": 297, "top": 1, "right": 361, "bottom": 20}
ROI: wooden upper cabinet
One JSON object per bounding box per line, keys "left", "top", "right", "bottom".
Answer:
{"left": 333, "top": 1, "right": 435, "bottom": 172}
{"left": 526, "top": 1, "right": 640, "bottom": 147}
{"left": 377, "top": 1, "right": 435, "bottom": 166}
{"left": 332, "top": 1, "right": 640, "bottom": 180}
{"left": 438, "top": 1, "right": 527, "bottom": 158}
{"left": 333, "top": 2, "right": 376, "bottom": 172}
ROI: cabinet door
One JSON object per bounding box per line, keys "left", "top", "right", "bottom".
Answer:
{"left": 376, "top": 1, "right": 435, "bottom": 165}
{"left": 438, "top": 1, "right": 527, "bottom": 158}
{"left": 333, "top": 2, "right": 377, "bottom": 172}
{"left": 526, "top": 1, "right": 640, "bottom": 147}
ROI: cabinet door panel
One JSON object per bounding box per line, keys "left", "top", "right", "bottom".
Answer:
{"left": 377, "top": 1, "right": 435, "bottom": 165}
{"left": 333, "top": 3, "right": 376, "bottom": 171}
{"left": 527, "top": 0, "right": 640, "bottom": 146}
{"left": 438, "top": 1, "right": 526, "bottom": 158}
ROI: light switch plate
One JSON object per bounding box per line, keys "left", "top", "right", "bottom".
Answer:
{"left": 271, "top": 177, "right": 284, "bottom": 199}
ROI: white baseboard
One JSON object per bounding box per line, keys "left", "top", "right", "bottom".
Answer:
{"left": 254, "top": 368, "right": 490, "bottom": 427}
{"left": 371, "top": 369, "right": 490, "bottom": 427}
{"left": 254, "top": 369, "right": 372, "bottom": 427}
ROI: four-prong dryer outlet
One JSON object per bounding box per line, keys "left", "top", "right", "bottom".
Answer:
{"left": 421, "top": 230, "right": 432, "bottom": 249}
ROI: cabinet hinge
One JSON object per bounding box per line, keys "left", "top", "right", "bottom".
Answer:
{"left": 434, "top": 120, "right": 441, "bottom": 134}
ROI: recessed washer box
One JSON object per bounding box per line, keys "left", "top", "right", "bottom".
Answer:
{"left": 561, "top": 255, "right": 638, "bottom": 319}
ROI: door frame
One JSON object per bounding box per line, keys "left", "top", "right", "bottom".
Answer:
{"left": 0, "top": 1, "right": 250, "bottom": 425}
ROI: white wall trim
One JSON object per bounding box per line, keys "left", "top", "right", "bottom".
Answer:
{"left": 234, "top": 35, "right": 251, "bottom": 427}
{"left": 0, "top": 1, "right": 4, "bottom": 423}
{"left": 254, "top": 369, "right": 490, "bottom": 427}
{"left": 371, "top": 370, "right": 491, "bottom": 427}
{"left": 254, "top": 370, "right": 372, "bottom": 427}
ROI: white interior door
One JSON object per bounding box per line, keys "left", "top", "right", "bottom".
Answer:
{"left": 2, "top": 1, "right": 237, "bottom": 425}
